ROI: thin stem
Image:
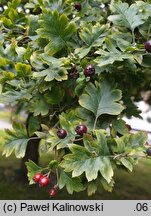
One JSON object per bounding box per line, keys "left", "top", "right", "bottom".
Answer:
{"left": 54, "top": 147, "right": 59, "bottom": 184}
{"left": 93, "top": 117, "right": 98, "bottom": 132}
{"left": 98, "top": 154, "right": 149, "bottom": 159}
{"left": 44, "top": 170, "right": 51, "bottom": 177}
{"left": 147, "top": 24, "right": 151, "bottom": 40}
{"left": 29, "top": 137, "right": 41, "bottom": 140}
{"left": 71, "top": 137, "right": 83, "bottom": 142}
{"left": 52, "top": 120, "right": 60, "bottom": 129}
{"left": 56, "top": 168, "right": 59, "bottom": 183}
{"left": 132, "top": 30, "right": 135, "bottom": 45}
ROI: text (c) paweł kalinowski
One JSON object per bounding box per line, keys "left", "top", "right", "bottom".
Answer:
{"left": 20, "top": 202, "right": 104, "bottom": 212}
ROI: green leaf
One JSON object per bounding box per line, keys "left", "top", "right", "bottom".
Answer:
{"left": 108, "top": 2, "right": 145, "bottom": 32}
{"left": 44, "top": 85, "right": 65, "bottom": 105}
{"left": 100, "top": 178, "right": 115, "bottom": 192}
{"left": 0, "top": 90, "right": 32, "bottom": 105}
{"left": 48, "top": 160, "right": 59, "bottom": 170}
{"left": 28, "top": 116, "right": 41, "bottom": 137}
{"left": 3, "top": 122, "right": 29, "bottom": 158}
{"left": 30, "top": 98, "right": 50, "bottom": 116}
{"left": 79, "top": 80, "right": 124, "bottom": 126}
{"left": 118, "top": 157, "right": 133, "bottom": 172}
{"left": 58, "top": 170, "right": 84, "bottom": 194}
{"left": 95, "top": 48, "right": 133, "bottom": 68}
{"left": 35, "top": 131, "right": 47, "bottom": 139}
{"left": 95, "top": 130, "right": 110, "bottom": 155}
{"left": 83, "top": 130, "right": 109, "bottom": 156}
{"left": 113, "top": 131, "right": 147, "bottom": 154}
{"left": 26, "top": 160, "right": 42, "bottom": 184}
{"left": 112, "top": 119, "right": 129, "bottom": 135}
{"left": 79, "top": 23, "right": 106, "bottom": 47}
{"left": 15, "top": 63, "right": 32, "bottom": 77}
{"left": 142, "top": 54, "right": 151, "bottom": 67}
{"left": 37, "top": 10, "right": 76, "bottom": 55}
{"left": 61, "top": 141, "right": 114, "bottom": 183}
{"left": 105, "top": 38, "right": 120, "bottom": 53}
{"left": 28, "top": 15, "right": 39, "bottom": 37}
{"left": 1, "top": 17, "right": 13, "bottom": 28}
{"left": 10, "top": 0, "right": 21, "bottom": 8}
{"left": 32, "top": 54, "right": 68, "bottom": 81}
{"left": 0, "top": 57, "right": 12, "bottom": 67}
{"left": 77, "top": 107, "right": 115, "bottom": 131}
{"left": 74, "top": 47, "right": 91, "bottom": 59}
{"left": 87, "top": 180, "right": 97, "bottom": 196}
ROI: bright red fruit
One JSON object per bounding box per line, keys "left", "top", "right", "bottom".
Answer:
{"left": 39, "top": 176, "right": 50, "bottom": 187}
{"left": 33, "top": 173, "right": 43, "bottom": 183}
{"left": 49, "top": 188, "right": 57, "bottom": 197}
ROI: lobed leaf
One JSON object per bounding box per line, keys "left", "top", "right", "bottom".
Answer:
{"left": 58, "top": 170, "right": 84, "bottom": 194}
{"left": 79, "top": 80, "right": 124, "bottom": 123}
{"left": 37, "top": 10, "right": 76, "bottom": 55}
{"left": 108, "top": 2, "right": 145, "bottom": 32}
{"left": 3, "top": 122, "right": 29, "bottom": 158}
{"left": 61, "top": 141, "right": 114, "bottom": 183}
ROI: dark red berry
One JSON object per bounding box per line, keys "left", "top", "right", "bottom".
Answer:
{"left": 33, "top": 173, "right": 43, "bottom": 183}
{"left": 74, "top": 2, "right": 81, "bottom": 11}
{"left": 146, "top": 147, "right": 151, "bottom": 156}
{"left": 57, "top": 129, "right": 67, "bottom": 139}
{"left": 75, "top": 124, "right": 87, "bottom": 136}
{"left": 144, "top": 40, "right": 151, "bottom": 52}
{"left": 39, "top": 176, "right": 50, "bottom": 187}
{"left": 49, "top": 188, "right": 57, "bottom": 197}
{"left": 84, "top": 64, "right": 95, "bottom": 77}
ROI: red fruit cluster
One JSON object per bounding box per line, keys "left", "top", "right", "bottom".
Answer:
{"left": 33, "top": 173, "right": 58, "bottom": 197}
{"left": 33, "top": 173, "right": 50, "bottom": 187}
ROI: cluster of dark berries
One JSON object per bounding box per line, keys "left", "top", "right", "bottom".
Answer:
{"left": 69, "top": 64, "right": 95, "bottom": 79}
{"left": 57, "top": 124, "right": 87, "bottom": 139}
{"left": 33, "top": 173, "right": 58, "bottom": 197}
